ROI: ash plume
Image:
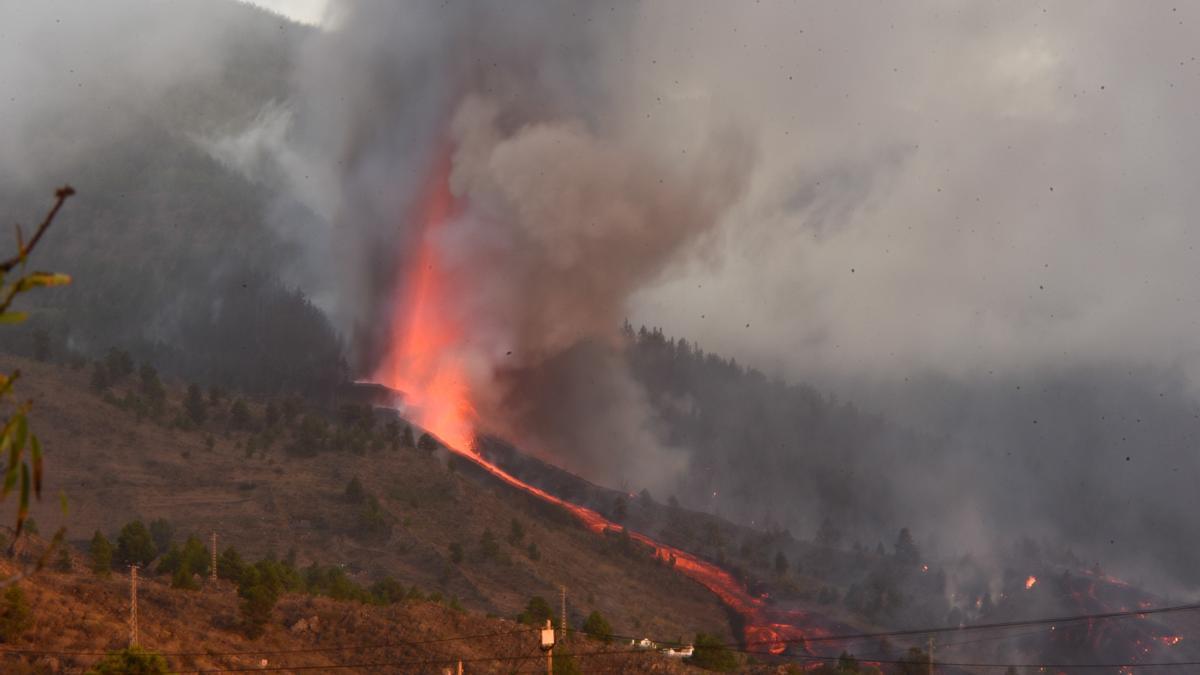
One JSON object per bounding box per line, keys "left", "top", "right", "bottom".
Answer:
{"left": 273, "top": 2, "right": 751, "bottom": 490}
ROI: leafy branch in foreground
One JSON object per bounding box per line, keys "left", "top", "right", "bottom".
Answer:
{"left": 0, "top": 186, "right": 74, "bottom": 572}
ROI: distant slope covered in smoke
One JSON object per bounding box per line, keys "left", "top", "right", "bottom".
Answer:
{"left": 618, "top": 325, "right": 1200, "bottom": 593}
{"left": 0, "top": 0, "right": 343, "bottom": 394}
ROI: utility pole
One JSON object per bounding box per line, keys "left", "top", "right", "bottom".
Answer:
{"left": 928, "top": 636, "right": 934, "bottom": 675}
{"left": 540, "top": 618, "right": 555, "bottom": 675}
{"left": 129, "top": 565, "right": 139, "bottom": 647}
{"left": 560, "top": 585, "right": 567, "bottom": 642}
{"left": 210, "top": 531, "right": 218, "bottom": 583}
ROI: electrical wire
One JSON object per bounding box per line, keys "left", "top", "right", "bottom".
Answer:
{"left": 564, "top": 600, "right": 1200, "bottom": 650}
{"left": 6, "top": 600, "right": 1198, "bottom": 670}
{"left": 0, "top": 627, "right": 531, "bottom": 658}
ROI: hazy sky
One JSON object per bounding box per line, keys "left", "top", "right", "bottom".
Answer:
{"left": 613, "top": 3, "right": 1200, "bottom": 393}
{"left": 246, "top": 0, "right": 328, "bottom": 25}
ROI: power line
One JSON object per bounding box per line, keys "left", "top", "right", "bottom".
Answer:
{"left": 7, "top": 600, "right": 1198, "bottom": 669}
{"left": 754, "top": 601, "right": 1200, "bottom": 648}
{"left": 11, "top": 627, "right": 1197, "bottom": 673}
{"left": 565, "top": 600, "right": 1200, "bottom": 650}
{"left": 168, "top": 646, "right": 1200, "bottom": 674}
{"left": 0, "top": 628, "right": 532, "bottom": 659}
{"left": 169, "top": 626, "right": 1200, "bottom": 674}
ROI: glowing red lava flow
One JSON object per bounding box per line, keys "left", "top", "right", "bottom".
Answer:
{"left": 373, "top": 145, "right": 834, "bottom": 658}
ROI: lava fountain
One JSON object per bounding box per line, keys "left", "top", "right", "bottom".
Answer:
{"left": 372, "top": 144, "right": 851, "bottom": 659}
{"left": 373, "top": 146, "right": 476, "bottom": 452}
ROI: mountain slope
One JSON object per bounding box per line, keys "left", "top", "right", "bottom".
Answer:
{"left": 4, "top": 354, "right": 735, "bottom": 650}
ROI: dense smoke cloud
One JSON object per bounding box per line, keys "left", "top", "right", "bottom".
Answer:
{"left": 270, "top": 1, "right": 752, "bottom": 488}
{"left": 629, "top": 2, "right": 1200, "bottom": 387}
{"left": 442, "top": 95, "right": 749, "bottom": 485}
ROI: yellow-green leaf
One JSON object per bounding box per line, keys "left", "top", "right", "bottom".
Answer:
{"left": 2, "top": 420, "right": 20, "bottom": 498}
{"left": 15, "top": 272, "right": 71, "bottom": 292}
{"left": 12, "top": 415, "right": 27, "bottom": 458}
{"left": 0, "top": 312, "right": 28, "bottom": 324}
{"left": 0, "top": 370, "right": 21, "bottom": 399}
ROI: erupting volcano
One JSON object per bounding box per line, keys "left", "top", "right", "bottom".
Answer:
{"left": 370, "top": 145, "right": 858, "bottom": 660}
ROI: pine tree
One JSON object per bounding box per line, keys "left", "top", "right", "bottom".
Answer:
{"left": 508, "top": 518, "right": 525, "bottom": 545}
{"left": 90, "top": 531, "right": 113, "bottom": 576}
{"left": 148, "top": 518, "right": 174, "bottom": 555}
{"left": 115, "top": 520, "right": 156, "bottom": 567}
{"left": 894, "top": 527, "right": 919, "bottom": 565}
{"left": 583, "top": 611, "right": 613, "bottom": 642}
{"left": 229, "top": 399, "right": 252, "bottom": 430}
{"left": 184, "top": 384, "right": 207, "bottom": 425}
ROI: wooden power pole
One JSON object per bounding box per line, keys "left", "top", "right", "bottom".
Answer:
{"left": 540, "top": 618, "right": 555, "bottom": 675}
{"left": 210, "top": 531, "right": 218, "bottom": 582}
{"left": 129, "top": 565, "right": 139, "bottom": 647}
{"left": 928, "top": 636, "right": 934, "bottom": 675}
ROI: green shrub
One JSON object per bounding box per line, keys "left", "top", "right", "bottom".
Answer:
{"left": 354, "top": 495, "right": 393, "bottom": 542}
{"left": 508, "top": 518, "right": 525, "bottom": 544}
{"left": 369, "top": 576, "right": 406, "bottom": 604}
{"left": 688, "top": 633, "right": 738, "bottom": 672}
{"left": 479, "top": 528, "right": 500, "bottom": 560}
{"left": 302, "top": 564, "right": 370, "bottom": 602}
{"left": 54, "top": 546, "right": 72, "bottom": 573}
{"left": 237, "top": 570, "right": 280, "bottom": 639}
{"left": 344, "top": 476, "right": 365, "bottom": 503}
{"left": 87, "top": 646, "right": 169, "bottom": 674}
{"left": 229, "top": 399, "right": 252, "bottom": 430}
{"left": 0, "top": 586, "right": 31, "bottom": 642}
{"left": 516, "top": 595, "right": 553, "bottom": 626}
{"left": 582, "top": 610, "right": 612, "bottom": 642}
{"left": 217, "top": 545, "right": 244, "bottom": 581}
{"left": 171, "top": 562, "right": 200, "bottom": 590}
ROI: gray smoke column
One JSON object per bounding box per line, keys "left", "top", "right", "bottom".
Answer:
{"left": 283, "top": 2, "right": 752, "bottom": 489}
